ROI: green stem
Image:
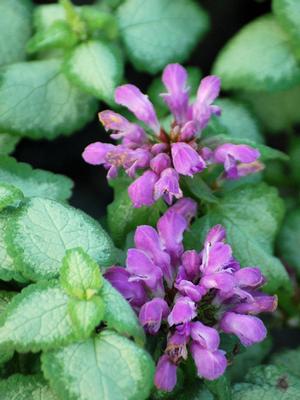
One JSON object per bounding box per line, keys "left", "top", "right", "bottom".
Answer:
{"left": 59, "top": 0, "right": 87, "bottom": 41}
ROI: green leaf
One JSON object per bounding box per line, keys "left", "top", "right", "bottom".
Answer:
{"left": 101, "top": 279, "right": 145, "bottom": 345}
{"left": 81, "top": 7, "right": 119, "bottom": 39}
{"left": 0, "top": 59, "right": 97, "bottom": 140}
{"left": 184, "top": 183, "right": 290, "bottom": 293}
{"left": 0, "top": 183, "right": 24, "bottom": 211}
{"left": 0, "top": 291, "right": 17, "bottom": 314}
{"left": 0, "top": 210, "right": 27, "bottom": 283}
{"left": 27, "top": 21, "right": 78, "bottom": 54}
{"left": 241, "top": 85, "right": 300, "bottom": 133}
{"left": 273, "top": 0, "right": 300, "bottom": 59}
{"left": 42, "top": 330, "right": 155, "bottom": 400}
{"left": 6, "top": 197, "right": 117, "bottom": 281}
{"left": 68, "top": 296, "right": 105, "bottom": 339}
{"left": 108, "top": 185, "right": 165, "bottom": 247}
{"left": 271, "top": 347, "right": 300, "bottom": 378}
{"left": 60, "top": 250, "right": 103, "bottom": 298}
{"left": 203, "top": 99, "right": 264, "bottom": 144}
{"left": 289, "top": 137, "right": 300, "bottom": 185}
{"left": 60, "top": 248, "right": 103, "bottom": 300}
{"left": 182, "top": 175, "right": 218, "bottom": 204}
{"left": 232, "top": 365, "right": 300, "bottom": 399}
{"left": 148, "top": 66, "right": 202, "bottom": 117}
{"left": 0, "top": 281, "right": 78, "bottom": 352}
{"left": 227, "top": 338, "right": 272, "bottom": 382}
{"left": 117, "top": 0, "right": 209, "bottom": 74}
{"left": 213, "top": 15, "right": 300, "bottom": 91}
{"left": 203, "top": 134, "right": 288, "bottom": 162}
{"left": 34, "top": 4, "right": 70, "bottom": 31}
{"left": 0, "top": 134, "right": 20, "bottom": 156}
{"left": 176, "top": 385, "right": 213, "bottom": 400}
{"left": 64, "top": 40, "right": 123, "bottom": 102}
{"left": 277, "top": 208, "right": 300, "bottom": 277}
{"left": 0, "top": 0, "right": 32, "bottom": 67}
{"left": 0, "top": 374, "right": 58, "bottom": 400}
{"left": 0, "top": 156, "right": 73, "bottom": 201}
{"left": 204, "top": 376, "right": 231, "bottom": 400}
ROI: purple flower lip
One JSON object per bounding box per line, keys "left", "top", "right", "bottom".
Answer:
{"left": 83, "top": 63, "right": 262, "bottom": 208}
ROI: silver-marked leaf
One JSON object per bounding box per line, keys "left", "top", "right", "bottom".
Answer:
{"left": 101, "top": 279, "right": 145, "bottom": 345}
{"left": 60, "top": 248, "right": 103, "bottom": 300}
{"left": 5, "top": 197, "right": 117, "bottom": 281}
{"left": 271, "top": 347, "right": 300, "bottom": 378}
{"left": 213, "top": 15, "right": 300, "bottom": 92}
{"left": 0, "top": 0, "right": 32, "bottom": 67}
{"left": 42, "top": 330, "right": 154, "bottom": 400}
{"left": 68, "top": 296, "right": 105, "bottom": 339}
{"left": 273, "top": 0, "right": 300, "bottom": 59}
{"left": 232, "top": 365, "right": 300, "bottom": 399}
{"left": 0, "top": 183, "right": 24, "bottom": 211}
{"left": 0, "top": 281, "right": 77, "bottom": 352}
{"left": 0, "top": 134, "right": 20, "bottom": 156}
{"left": 0, "top": 156, "right": 73, "bottom": 202}
{"left": 117, "top": 0, "right": 209, "bottom": 74}
{"left": 184, "top": 183, "right": 290, "bottom": 293}
{"left": 0, "top": 60, "right": 97, "bottom": 139}
{"left": 0, "top": 374, "right": 58, "bottom": 400}
{"left": 0, "top": 210, "right": 27, "bottom": 283}
{"left": 64, "top": 40, "right": 123, "bottom": 102}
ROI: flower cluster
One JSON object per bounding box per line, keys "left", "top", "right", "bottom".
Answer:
{"left": 83, "top": 64, "right": 262, "bottom": 208}
{"left": 105, "top": 198, "right": 277, "bottom": 391}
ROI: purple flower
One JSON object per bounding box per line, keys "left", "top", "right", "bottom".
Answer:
{"left": 139, "top": 298, "right": 169, "bottom": 334}
{"left": 104, "top": 267, "right": 147, "bottom": 308}
{"left": 190, "top": 343, "right": 227, "bottom": 381}
{"left": 171, "top": 142, "right": 206, "bottom": 176}
{"left": 154, "top": 355, "right": 177, "bottom": 392}
{"left": 168, "top": 296, "right": 197, "bottom": 326}
{"left": 128, "top": 170, "right": 158, "bottom": 208}
{"left": 154, "top": 168, "right": 183, "bottom": 205}
{"left": 105, "top": 207, "right": 275, "bottom": 391}
{"left": 220, "top": 312, "right": 267, "bottom": 347}
{"left": 214, "top": 144, "right": 261, "bottom": 180}
{"left": 115, "top": 84, "right": 160, "bottom": 134}
{"left": 83, "top": 64, "right": 262, "bottom": 208}
{"left": 161, "top": 63, "right": 189, "bottom": 124}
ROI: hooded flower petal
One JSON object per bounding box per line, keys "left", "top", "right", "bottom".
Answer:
{"left": 154, "top": 168, "right": 183, "bottom": 205}
{"left": 168, "top": 296, "right": 196, "bottom": 326}
{"left": 205, "top": 225, "right": 226, "bottom": 246}
{"left": 126, "top": 249, "right": 164, "bottom": 295}
{"left": 191, "top": 342, "right": 227, "bottom": 381}
{"left": 115, "top": 84, "right": 160, "bottom": 134}
{"left": 124, "top": 148, "right": 151, "bottom": 178}
{"left": 139, "top": 298, "right": 169, "bottom": 334}
{"left": 134, "top": 225, "right": 172, "bottom": 284}
{"left": 200, "top": 271, "right": 235, "bottom": 293}
{"left": 171, "top": 142, "right": 206, "bottom": 176}
{"left": 104, "top": 266, "right": 147, "bottom": 308}
{"left": 214, "top": 144, "right": 260, "bottom": 180}
{"left": 157, "top": 210, "right": 187, "bottom": 264}
{"left": 193, "top": 75, "right": 221, "bottom": 130}
{"left": 154, "top": 355, "right": 177, "bottom": 392}
{"left": 234, "top": 267, "right": 265, "bottom": 288}
{"left": 82, "top": 142, "right": 115, "bottom": 165}
{"left": 150, "top": 153, "right": 171, "bottom": 175}
{"left": 166, "top": 330, "right": 189, "bottom": 363}
{"left": 175, "top": 279, "right": 206, "bottom": 302}
{"left": 233, "top": 294, "right": 278, "bottom": 315}
{"left": 202, "top": 242, "right": 233, "bottom": 275}
{"left": 161, "top": 63, "right": 189, "bottom": 124}
{"left": 220, "top": 312, "right": 267, "bottom": 346}
{"left": 128, "top": 170, "right": 158, "bottom": 208}
{"left": 190, "top": 321, "right": 220, "bottom": 351}
{"left": 166, "top": 197, "right": 197, "bottom": 223}
{"left": 182, "top": 250, "right": 201, "bottom": 281}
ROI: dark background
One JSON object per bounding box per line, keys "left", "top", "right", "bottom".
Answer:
{"left": 15, "top": 0, "right": 272, "bottom": 220}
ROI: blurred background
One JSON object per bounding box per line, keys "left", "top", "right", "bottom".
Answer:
{"left": 15, "top": 0, "right": 272, "bottom": 219}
